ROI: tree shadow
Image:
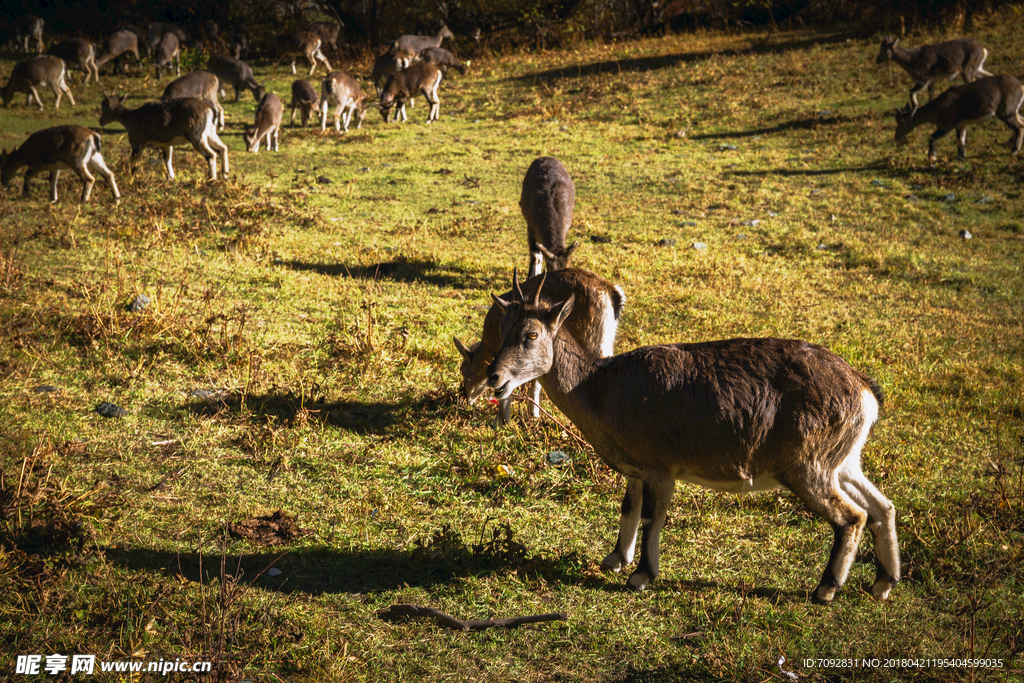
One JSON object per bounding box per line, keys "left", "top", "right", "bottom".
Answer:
{"left": 723, "top": 162, "right": 889, "bottom": 177}
{"left": 278, "top": 256, "right": 485, "bottom": 290}
{"left": 514, "top": 31, "right": 854, "bottom": 83}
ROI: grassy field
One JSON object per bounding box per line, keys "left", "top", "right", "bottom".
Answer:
{"left": 1, "top": 12, "right": 1022, "bottom": 683}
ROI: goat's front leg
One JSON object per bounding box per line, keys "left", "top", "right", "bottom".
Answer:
{"left": 601, "top": 476, "right": 643, "bottom": 573}
{"left": 626, "top": 476, "right": 675, "bottom": 591}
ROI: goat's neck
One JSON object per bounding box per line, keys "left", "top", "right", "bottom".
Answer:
{"left": 890, "top": 43, "right": 921, "bottom": 68}
{"left": 536, "top": 328, "right": 600, "bottom": 417}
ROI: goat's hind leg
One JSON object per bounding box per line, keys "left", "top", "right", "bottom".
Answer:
{"left": 626, "top": 476, "right": 675, "bottom": 591}
{"left": 602, "top": 476, "right": 642, "bottom": 574}
{"left": 840, "top": 471, "right": 899, "bottom": 600}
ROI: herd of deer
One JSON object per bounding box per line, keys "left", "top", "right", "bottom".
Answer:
{"left": 2, "top": 22, "right": 1020, "bottom": 601}
{"left": 0, "top": 18, "right": 467, "bottom": 199}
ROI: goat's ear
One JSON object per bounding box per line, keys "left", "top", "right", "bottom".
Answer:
{"left": 547, "top": 294, "right": 575, "bottom": 330}
{"left": 564, "top": 240, "right": 579, "bottom": 259}
{"left": 453, "top": 337, "right": 474, "bottom": 361}
{"left": 491, "top": 293, "right": 512, "bottom": 311}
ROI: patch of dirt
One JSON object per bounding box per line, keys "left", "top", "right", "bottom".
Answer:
{"left": 227, "top": 510, "right": 307, "bottom": 546}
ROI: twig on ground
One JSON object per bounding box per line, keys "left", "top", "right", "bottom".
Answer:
{"left": 513, "top": 394, "right": 592, "bottom": 451}
{"left": 380, "top": 604, "right": 567, "bottom": 631}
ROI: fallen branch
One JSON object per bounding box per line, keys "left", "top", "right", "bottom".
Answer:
{"left": 380, "top": 604, "right": 567, "bottom": 631}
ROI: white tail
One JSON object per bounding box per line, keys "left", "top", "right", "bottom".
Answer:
{"left": 379, "top": 62, "right": 442, "bottom": 124}
{"left": 520, "top": 157, "right": 578, "bottom": 278}
{"left": 99, "top": 93, "right": 229, "bottom": 181}
{"left": 162, "top": 70, "right": 225, "bottom": 130}
{"left": 47, "top": 38, "right": 100, "bottom": 84}
{"left": 454, "top": 268, "right": 624, "bottom": 424}
{"left": 486, "top": 271, "right": 900, "bottom": 603}
{"left": 1, "top": 55, "right": 75, "bottom": 110}
{"left": 894, "top": 74, "right": 1024, "bottom": 165}
{"left": 1, "top": 125, "right": 119, "bottom": 203}
{"left": 244, "top": 92, "right": 283, "bottom": 152}
{"left": 320, "top": 71, "right": 366, "bottom": 133}
{"left": 876, "top": 36, "right": 992, "bottom": 110}
{"left": 289, "top": 79, "right": 319, "bottom": 127}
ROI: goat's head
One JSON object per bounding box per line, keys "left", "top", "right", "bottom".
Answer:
{"left": 487, "top": 269, "right": 574, "bottom": 401}
{"left": 453, "top": 338, "right": 487, "bottom": 403}
{"left": 893, "top": 104, "right": 914, "bottom": 143}
{"left": 0, "top": 149, "right": 15, "bottom": 186}
{"left": 98, "top": 90, "right": 126, "bottom": 126}
{"left": 537, "top": 241, "right": 579, "bottom": 272}
{"left": 876, "top": 36, "right": 898, "bottom": 65}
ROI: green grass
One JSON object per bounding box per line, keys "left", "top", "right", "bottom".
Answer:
{"left": 1, "top": 14, "right": 1023, "bottom": 683}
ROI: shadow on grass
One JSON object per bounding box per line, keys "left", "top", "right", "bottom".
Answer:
{"left": 514, "top": 31, "right": 852, "bottom": 83}
{"left": 279, "top": 256, "right": 484, "bottom": 290}
{"left": 187, "top": 389, "right": 457, "bottom": 434}
{"left": 688, "top": 112, "right": 869, "bottom": 140}
{"left": 104, "top": 544, "right": 601, "bottom": 595}
{"left": 724, "top": 162, "right": 889, "bottom": 177}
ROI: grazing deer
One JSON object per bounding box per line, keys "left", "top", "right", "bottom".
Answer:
{"left": 8, "top": 15, "right": 44, "bottom": 55}
{"left": 876, "top": 36, "right": 992, "bottom": 111}
{"left": 454, "top": 268, "right": 624, "bottom": 424}
{"left": 147, "top": 22, "right": 188, "bottom": 55}
{"left": 320, "top": 71, "right": 367, "bottom": 132}
{"left": 894, "top": 74, "right": 1024, "bottom": 166}
{"left": 391, "top": 24, "right": 454, "bottom": 69}
{"left": 1, "top": 55, "right": 75, "bottom": 110}
{"left": 289, "top": 79, "right": 319, "bottom": 126}
{"left": 95, "top": 30, "right": 141, "bottom": 75}
{"left": 1, "top": 125, "right": 120, "bottom": 203}
{"left": 154, "top": 32, "right": 181, "bottom": 80}
{"left": 486, "top": 270, "right": 900, "bottom": 603}
{"left": 48, "top": 39, "right": 100, "bottom": 84}
{"left": 206, "top": 54, "right": 265, "bottom": 102}
{"left": 99, "top": 93, "right": 229, "bottom": 181}
{"left": 162, "top": 71, "right": 225, "bottom": 130}
{"left": 420, "top": 47, "right": 468, "bottom": 76}
{"left": 274, "top": 31, "right": 331, "bottom": 76}
{"left": 521, "top": 157, "right": 578, "bottom": 278}
{"left": 380, "top": 62, "right": 442, "bottom": 123}
{"left": 244, "top": 92, "right": 283, "bottom": 152}
{"left": 372, "top": 50, "right": 402, "bottom": 97}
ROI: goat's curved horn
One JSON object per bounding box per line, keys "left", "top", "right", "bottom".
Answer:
{"left": 533, "top": 272, "right": 546, "bottom": 307}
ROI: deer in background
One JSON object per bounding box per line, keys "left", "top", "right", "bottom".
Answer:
{"left": 48, "top": 39, "right": 100, "bottom": 84}
{"left": 1, "top": 56, "right": 75, "bottom": 110}
{"left": 455, "top": 268, "right": 624, "bottom": 425}
{"left": 876, "top": 36, "right": 992, "bottom": 111}
{"left": 486, "top": 270, "right": 900, "bottom": 602}
{"left": 274, "top": 31, "right": 331, "bottom": 76}
{"left": 1, "top": 125, "right": 120, "bottom": 203}
{"left": 162, "top": 71, "right": 225, "bottom": 130}
{"left": 8, "top": 15, "right": 44, "bottom": 55}
{"left": 320, "top": 71, "right": 367, "bottom": 132}
{"left": 520, "top": 157, "right": 578, "bottom": 278}
{"left": 379, "top": 62, "right": 442, "bottom": 123}
{"left": 420, "top": 47, "right": 468, "bottom": 76}
{"left": 99, "top": 93, "right": 229, "bottom": 181}
{"left": 244, "top": 92, "right": 283, "bottom": 152}
{"left": 95, "top": 30, "right": 141, "bottom": 75}
{"left": 154, "top": 32, "right": 181, "bottom": 79}
{"left": 289, "top": 80, "right": 319, "bottom": 126}
{"left": 391, "top": 24, "right": 454, "bottom": 69}
{"left": 206, "top": 55, "right": 265, "bottom": 103}
{"left": 895, "top": 74, "right": 1024, "bottom": 165}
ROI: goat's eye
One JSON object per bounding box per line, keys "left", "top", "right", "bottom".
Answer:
{"left": 526, "top": 333, "right": 538, "bottom": 341}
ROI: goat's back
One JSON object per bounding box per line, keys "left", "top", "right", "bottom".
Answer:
{"left": 520, "top": 156, "right": 575, "bottom": 241}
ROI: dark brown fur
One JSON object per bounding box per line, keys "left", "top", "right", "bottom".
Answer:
{"left": 520, "top": 157, "right": 578, "bottom": 277}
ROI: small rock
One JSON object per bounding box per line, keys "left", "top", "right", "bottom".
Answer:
{"left": 692, "top": 242, "right": 707, "bottom": 250}
{"left": 959, "top": 229, "right": 972, "bottom": 240}
{"left": 818, "top": 110, "right": 832, "bottom": 117}
{"left": 189, "top": 388, "right": 227, "bottom": 401}
{"left": 127, "top": 294, "right": 150, "bottom": 312}
{"left": 719, "top": 144, "right": 737, "bottom": 151}
{"left": 590, "top": 234, "right": 612, "bottom": 244}
{"left": 871, "top": 180, "right": 886, "bottom": 187}
{"left": 33, "top": 385, "right": 61, "bottom": 394}
{"left": 317, "top": 175, "right": 332, "bottom": 184}
{"left": 356, "top": 167, "right": 369, "bottom": 173}
{"left": 656, "top": 238, "right": 677, "bottom": 247}
{"left": 975, "top": 196, "right": 994, "bottom": 204}
{"left": 95, "top": 401, "right": 127, "bottom": 418}
{"left": 546, "top": 451, "right": 570, "bottom": 465}
{"left": 943, "top": 193, "right": 956, "bottom": 202}
{"left": 767, "top": 211, "right": 779, "bottom": 217}
{"left": 268, "top": 568, "right": 283, "bottom": 577}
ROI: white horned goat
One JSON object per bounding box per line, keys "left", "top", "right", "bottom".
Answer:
{"left": 520, "top": 157, "right": 579, "bottom": 278}
{"left": 876, "top": 36, "right": 992, "bottom": 111}
{"left": 894, "top": 74, "right": 1024, "bottom": 165}
{"left": 455, "top": 268, "right": 624, "bottom": 425}
{"left": 485, "top": 270, "right": 900, "bottom": 603}
{"left": 99, "top": 93, "right": 229, "bottom": 180}
{"left": 1, "top": 124, "right": 119, "bottom": 203}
